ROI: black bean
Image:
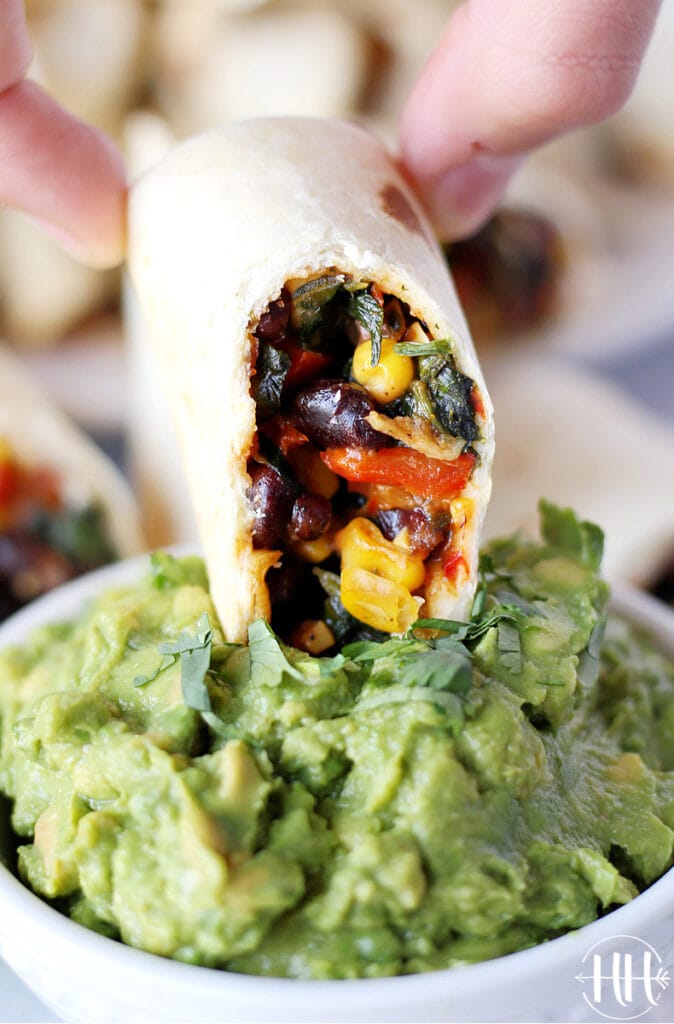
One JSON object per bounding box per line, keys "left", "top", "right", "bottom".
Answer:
{"left": 247, "top": 464, "right": 297, "bottom": 549}
{"left": 266, "top": 557, "right": 305, "bottom": 609}
{"left": 377, "top": 509, "right": 444, "bottom": 557}
{"left": 291, "top": 380, "right": 393, "bottom": 449}
{"left": 266, "top": 557, "right": 326, "bottom": 641}
{"left": 289, "top": 494, "right": 331, "bottom": 542}
{"left": 0, "top": 531, "right": 75, "bottom": 606}
{"left": 255, "top": 289, "right": 291, "bottom": 343}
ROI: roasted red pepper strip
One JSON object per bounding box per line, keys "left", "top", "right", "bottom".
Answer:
{"left": 280, "top": 339, "right": 333, "bottom": 392}
{"left": 0, "top": 457, "right": 20, "bottom": 505}
{"left": 321, "top": 447, "right": 475, "bottom": 500}
{"left": 443, "top": 551, "right": 469, "bottom": 583}
{"left": 471, "top": 387, "right": 486, "bottom": 420}
{"left": 260, "top": 416, "right": 308, "bottom": 456}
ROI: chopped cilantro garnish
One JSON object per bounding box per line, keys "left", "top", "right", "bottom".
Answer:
{"left": 578, "top": 617, "right": 607, "bottom": 687}
{"left": 135, "top": 613, "right": 215, "bottom": 713}
{"left": 393, "top": 338, "right": 453, "bottom": 358}
{"left": 248, "top": 619, "right": 304, "bottom": 686}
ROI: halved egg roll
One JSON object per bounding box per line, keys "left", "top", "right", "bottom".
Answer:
{"left": 128, "top": 118, "right": 494, "bottom": 646}
{"left": 0, "top": 346, "right": 145, "bottom": 617}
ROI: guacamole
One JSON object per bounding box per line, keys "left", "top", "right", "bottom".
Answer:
{"left": 1, "top": 503, "right": 673, "bottom": 979}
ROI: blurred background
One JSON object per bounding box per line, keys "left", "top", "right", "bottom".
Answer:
{"left": 2, "top": 0, "right": 674, "bottom": 585}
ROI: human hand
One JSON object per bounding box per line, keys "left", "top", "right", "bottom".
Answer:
{"left": 0, "top": 0, "right": 126, "bottom": 267}
{"left": 400, "top": 0, "right": 662, "bottom": 240}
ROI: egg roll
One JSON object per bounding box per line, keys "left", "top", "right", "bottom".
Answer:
{"left": 128, "top": 118, "right": 494, "bottom": 645}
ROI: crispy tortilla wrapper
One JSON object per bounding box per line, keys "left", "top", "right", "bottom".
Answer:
{"left": 128, "top": 118, "right": 494, "bottom": 642}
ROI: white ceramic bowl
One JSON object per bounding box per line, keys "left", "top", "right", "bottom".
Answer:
{"left": 1, "top": 554, "right": 674, "bottom": 1024}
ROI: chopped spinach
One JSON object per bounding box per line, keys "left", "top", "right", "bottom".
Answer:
{"left": 384, "top": 380, "right": 442, "bottom": 430}
{"left": 290, "top": 275, "right": 345, "bottom": 339}
{"left": 29, "top": 503, "right": 115, "bottom": 569}
{"left": 348, "top": 289, "right": 384, "bottom": 367}
{"left": 253, "top": 344, "right": 291, "bottom": 417}
{"left": 418, "top": 353, "right": 478, "bottom": 442}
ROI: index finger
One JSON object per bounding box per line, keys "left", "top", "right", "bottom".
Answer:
{"left": 0, "top": 0, "right": 32, "bottom": 93}
{"left": 0, "top": 0, "right": 126, "bottom": 267}
{"left": 400, "top": 0, "right": 662, "bottom": 238}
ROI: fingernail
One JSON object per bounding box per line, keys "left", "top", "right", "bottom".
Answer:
{"left": 430, "top": 154, "right": 522, "bottom": 240}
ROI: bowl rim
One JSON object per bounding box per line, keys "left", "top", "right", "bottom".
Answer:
{"left": 1, "top": 550, "right": 674, "bottom": 1004}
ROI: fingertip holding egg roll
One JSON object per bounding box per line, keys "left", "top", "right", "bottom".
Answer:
{"left": 128, "top": 118, "right": 494, "bottom": 646}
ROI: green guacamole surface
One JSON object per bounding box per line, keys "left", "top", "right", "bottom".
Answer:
{"left": 1, "top": 504, "right": 673, "bottom": 979}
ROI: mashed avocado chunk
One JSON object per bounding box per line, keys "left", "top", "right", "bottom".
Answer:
{"left": 0, "top": 505, "right": 673, "bottom": 979}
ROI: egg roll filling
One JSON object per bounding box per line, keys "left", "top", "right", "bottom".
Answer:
{"left": 247, "top": 272, "right": 485, "bottom": 653}
{"left": 0, "top": 439, "right": 116, "bottom": 620}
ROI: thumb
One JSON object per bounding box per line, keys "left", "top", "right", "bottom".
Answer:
{"left": 400, "top": 0, "right": 661, "bottom": 240}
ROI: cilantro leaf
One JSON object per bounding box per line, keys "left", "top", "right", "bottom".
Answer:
{"left": 158, "top": 613, "right": 212, "bottom": 656}
{"left": 409, "top": 617, "right": 466, "bottom": 636}
{"left": 497, "top": 621, "right": 523, "bottom": 675}
{"left": 342, "top": 637, "right": 420, "bottom": 663}
{"left": 348, "top": 290, "right": 384, "bottom": 366}
{"left": 491, "top": 589, "right": 538, "bottom": 617}
{"left": 181, "top": 643, "right": 213, "bottom": 712}
{"left": 248, "top": 619, "right": 304, "bottom": 686}
{"left": 133, "top": 653, "right": 176, "bottom": 689}
{"left": 410, "top": 603, "right": 525, "bottom": 650}
{"left": 399, "top": 646, "right": 472, "bottom": 695}
{"left": 577, "top": 617, "right": 607, "bottom": 687}
{"left": 393, "top": 338, "right": 453, "bottom": 358}
{"left": 471, "top": 588, "right": 488, "bottom": 618}
{"left": 134, "top": 614, "right": 215, "bottom": 712}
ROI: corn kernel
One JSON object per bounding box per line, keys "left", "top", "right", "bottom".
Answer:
{"left": 341, "top": 565, "right": 420, "bottom": 633}
{"left": 292, "top": 447, "right": 339, "bottom": 499}
{"left": 392, "top": 527, "right": 411, "bottom": 549}
{"left": 338, "top": 518, "right": 425, "bottom": 592}
{"left": 291, "top": 620, "right": 335, "bottom": 655}
{"left": 402, "top": 322, "right": 430, "bottom": 345}
{"left": 352, "top": 336, "right": 414, "bottom": 404}
{"left": 294, "top": 537, "right": 333, "bottom": 564}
